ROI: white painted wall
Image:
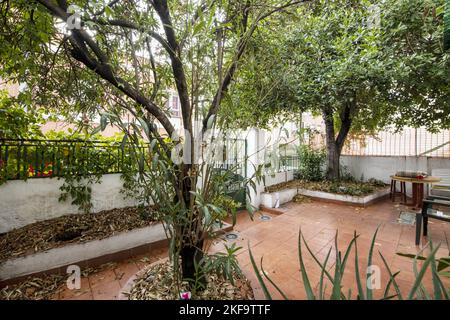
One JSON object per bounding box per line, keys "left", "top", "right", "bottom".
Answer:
{"left": 265, "top": 171, "right": 294, "bottom": 187}
{"left": 341, "top": 156, "right": 450, "bottom": 196}
{"left": 246, "top": 129, "right": 267, "bottom": 209}
{"left": 0, "top": 174, "right": 139, "bottom": 233}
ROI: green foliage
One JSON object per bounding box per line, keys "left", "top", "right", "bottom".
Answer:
{"left": 381, "top": 0, "right": 450, "bottom": 131}
{"left": 0, "top": 129, "right": 143, "bottom": 213}
{"left": 226, "top": 0, "right": 449, "bottom": 132}
{"left": 266, "top": 179, "right": 387, "bottom": 196}
{"left": 200, "top": 244, "right": 243, "bottom": 287}
{"left": 0, "top": 0, "right": 334, "bottom": 292}
{"left": 0, "top": 90, "right": 45, "bottom": 139}
{"left": 212, "top": 195, "right": 241, "bottom": 217}
{"left": 58, "top": 175, "right": 98, "bottom": 214}
{"left": 328, "top": 181, "right": 375, "bottom": 196}
{"left": 250, "top": 228, "right": 450, "bottom": 300}
{"left": 295, "top": 145, "right": 326, "bottom": 181}
{"left": 223, "top": 0, "right": 449, "bottom": 181}
{"left": 224, "top": 0, "right": 393, "bottom": 130}
{"left": 445, "top": 0, "right": 450, "bottom": 51}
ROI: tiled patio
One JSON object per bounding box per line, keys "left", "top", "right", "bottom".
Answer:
{"left": 54, "top": 199, "right": 450, "bottom": 300}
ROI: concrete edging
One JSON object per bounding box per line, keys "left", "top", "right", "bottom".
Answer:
{"left": 261, "top": 187, "right": 390, "bottom": 208}
{"left": 0, "top": 223, "right": 166, "bottom": 282}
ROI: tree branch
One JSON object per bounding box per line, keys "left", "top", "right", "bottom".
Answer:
{"left": 202, "top": 0, "right": 310, "bottom": 132}
{"left": 93, "top": 0, "right": 121, "bottom": 16}
{"left": 336, "top": 96, "right": 356, "bottom": 152}
{"left": 91, "top": 18, "right": 175, "bottom": 56}
{"left": 152, "top": 0, "right": 192, "bottom": 133}
{"left": 35, "top": 0, "right": 175, "bottom": 137}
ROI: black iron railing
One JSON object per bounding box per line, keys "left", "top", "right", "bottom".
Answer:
{"left": 0, "top": 138, "right": 250, "bottom": 183}
{"left": 278, "top": 155, "right": 300, "bottom": 172}
{"left": 0, "top": 139, "right": 147, "bottom": 180}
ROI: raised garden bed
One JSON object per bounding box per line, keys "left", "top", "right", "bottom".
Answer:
{"left": 120, "top": 259, "right": 254, "bottom": 300}
{"left": 0, "top": 206, "right": 159, "bottom": 262}
{"left": 262, "top": 179, "right": 389, "bottom": 208}
{"left": 0, "top": 221, "right": 166, "bottom": 282}
{"left": 0, "top": 262, "right": 118, "bottom": 300}
{"left": 0, "top": 206, "right": 232, "bottom": 283}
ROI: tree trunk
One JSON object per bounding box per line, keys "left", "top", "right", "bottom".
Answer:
{"left": 322, "top": 101, "right": 353, "bottom": 181}
{"left": 323, "top": 108, "right": 340, "bottom": 181}
{"left": 177, "top": 164, "right": 207, "bottom": 289}
{"left": 326, "top": 140, "right": 341, "bottom": 181}
{"left": 180, "top": 240, "right": 204, "bottom": 284}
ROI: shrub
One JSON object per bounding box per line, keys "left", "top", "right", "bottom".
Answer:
{"left": 339, "top": 165, "right": 357, "bottom": 182}
{"left": 329, "top": 182, "right": 375, "bottom": 196}
{"left": 295, "top": 145, "right": 326, "bottom": 181}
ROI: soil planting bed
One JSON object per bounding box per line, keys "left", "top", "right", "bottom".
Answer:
{"left": 0, "top": 206, "right": 157, "bottom": 262}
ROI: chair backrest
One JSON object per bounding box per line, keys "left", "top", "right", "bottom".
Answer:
{"left": 431, "top": 169, "right": 450, "bottom": 187}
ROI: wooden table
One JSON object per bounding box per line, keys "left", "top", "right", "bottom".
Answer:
{"left": 390, "top": 175, "right": 441, "bottom": 210}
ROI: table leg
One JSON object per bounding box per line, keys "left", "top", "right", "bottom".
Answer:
{"left": 418, "top": 184, "right": 424, "bottom": 209}
{"left": 401, "top": 182, "right": 406, "bottom": 204}
{"left": 411, "top": 183, "right": 418, "bottom": 209}
{"left": 390, "top": 180, "right": 394, "bottom": 201}
{"left": 411, "top": 183, "right": 425, "bottom": 210}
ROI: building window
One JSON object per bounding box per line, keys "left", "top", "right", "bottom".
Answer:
{"left": 170, "top": 95, "right": 181, "bottom": 117}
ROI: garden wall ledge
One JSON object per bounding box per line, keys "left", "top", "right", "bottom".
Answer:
{"left": 0, "top": 223, "right": 166, "bottom": 282}
{"left": 0, "top": 220, "right": 233, "bottom": 284}
{"left": 260, "top": 187, "right": 390, "bottom": 209}
{"left": 0, "top": 174, "right": 140, "bottom": 233}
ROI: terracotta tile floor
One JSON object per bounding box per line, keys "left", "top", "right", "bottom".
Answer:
{"left": 54, "top": 199, "right": 450, "bottom": 300}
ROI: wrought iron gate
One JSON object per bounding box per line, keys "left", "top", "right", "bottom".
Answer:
{"left": 215, "top": 138, "right": 247, "bottom": 208}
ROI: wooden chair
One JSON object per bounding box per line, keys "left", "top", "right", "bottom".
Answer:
{"left": 415, "top": 198, "right": 450, "bottom": 245}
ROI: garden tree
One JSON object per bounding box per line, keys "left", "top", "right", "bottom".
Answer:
{"left": 0, "top": 90, "right": 46, "bottom": 139}
{"left": 381, "top": 0, "right": 450, "bottom": 131}
{"left": 445, "top": 0, "right": 450, "bottom": 50}
{"left": 0, "top": 0, "right": 305, "bottom": 291}
{"left": 222, "top": 0, "right": 450, "bottom": 180}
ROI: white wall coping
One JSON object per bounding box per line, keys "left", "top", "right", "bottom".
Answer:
{"left": 297, "top": 187, "right": 390, "bottom": 204}
{"left": 0, "top": 223, "right": 166, "bottom": 281}
{"left": 261, "top": 187, "right": 390, "bottom": 208}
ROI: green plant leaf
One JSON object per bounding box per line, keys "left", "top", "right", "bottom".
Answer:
{"left": 261, "top": 258, "right": 289, "bottom": 300}
{"left": 319, "top": 247, "right": 332, "bottom": 300}
{"left": 408, "top": 243, "right": 441, "bottom": 299}
{"left": 366, "top": 226, "right": 380, "bottom": 300}
{"left": 298, "top": 229, "right": 316, "bottom": 300}
{"left": 248, "top": 243, "right": 272, "bottom": 300}
{"left": 379, "top": 251, "right": 403, "bottom": 300}
{"left": 354, "top": 231, "right": 365, "bottom": 300}
{"left": 100, "top": 114, "right": 108, "bottom": 131}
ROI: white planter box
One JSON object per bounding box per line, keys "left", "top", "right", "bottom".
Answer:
{"left": 261, "top": 187, "right": 390, "bottom": 208}
{"left": 261, "top": 188, "right": 298, "bottom": 208}
{"left": 0, "top": 223, "right": 166, "bottom": 281}
{"left": 298, "top": 188, "right": 390, "bottom": 205}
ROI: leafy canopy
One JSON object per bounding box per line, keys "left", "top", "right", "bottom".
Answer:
{"left": 221, "top": 0, "right": 450, "bottom": 133}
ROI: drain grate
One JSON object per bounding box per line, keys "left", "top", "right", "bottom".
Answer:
{"left": 397, "top": 211, "right": 416, "bottom": 225}
{"left": 260, "top": 215, "right": 272, "bottom": 221}
{"left": 225, "top": 232, "right": 239, "bottom": 241}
